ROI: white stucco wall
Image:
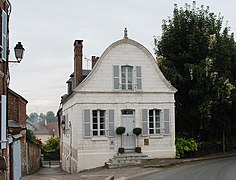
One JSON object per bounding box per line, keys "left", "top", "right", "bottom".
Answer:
{"left": 61, "top": 38, "right": 176, "bottom": 172}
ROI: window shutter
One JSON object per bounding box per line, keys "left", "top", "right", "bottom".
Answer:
{"left": 1, "top": 95, "right": 7, "bottom": 149}
{"left": 84, "top": 109, "right": 91, "bottom": 137}
{"left": 108, "top": 110, "right": 115, "bottom": 137}
{"left": 142, "top": 109, "right": 148, "bottom": 136}
{"left": 164, "top": 109, "right": 170, "bottom": 135}
{"left": 65, "top": 114, "right": 69, "bottom": 130}
{"left": 136, "top": 66, "right": 142, "bottom": 90}
{"left": 1, "top": 10, "right": 7, "bottom": 61}
{"left": 113, "top": 65, "right": 120, "bottom": 90}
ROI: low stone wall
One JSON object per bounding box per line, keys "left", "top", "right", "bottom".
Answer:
{"left": 27, "top": 143, "right": 41, "bottom": 174}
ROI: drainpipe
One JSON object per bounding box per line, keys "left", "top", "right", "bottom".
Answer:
{"left": 69, "top": 121, "right": 72, "bottom": 173}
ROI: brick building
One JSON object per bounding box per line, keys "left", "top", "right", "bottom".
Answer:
{"left": 0, "top": 0, "right": 28, "bottom": 180}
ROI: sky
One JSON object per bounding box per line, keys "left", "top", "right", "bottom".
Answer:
{"left": 8, "top": 0, "right": 236, "bottom": 115}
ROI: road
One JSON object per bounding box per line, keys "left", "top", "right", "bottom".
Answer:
{"left": 137, "top": 156, "right": 236, "bottom": 180}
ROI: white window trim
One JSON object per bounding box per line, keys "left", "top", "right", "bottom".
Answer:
{"left": 148, "top": 109, "right": 161, "bottom": 136}
{"left": 92, "top": 110, "right": 106, "bottom": 137}
{"left": 121, "top": 65, "right": 133, "bottom": 90}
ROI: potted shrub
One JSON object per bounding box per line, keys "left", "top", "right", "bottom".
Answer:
{"left": 133, "top": 127, "right": 142, "bottom": 153}
{"left": 116, "top": 126, "right": 126, "bottom": 154}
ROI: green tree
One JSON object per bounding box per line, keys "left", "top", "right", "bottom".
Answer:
{"left": 42, "top": 137, "right": 60, "bottom": 160}
{"left": 46, "top": 111, "right": 57, "bottom": 122}
{"left": 26, "top": 129, "right": 37, "bottom": 144}
{"left": 29, "top": 112, "right": 39, "bottom": 122}
{"left": 155, "top": 1, "right": 236, "bottom": 150}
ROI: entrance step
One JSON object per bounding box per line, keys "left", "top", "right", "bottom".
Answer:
{"left": 105, "top": 153, "right": 148, "bottom": 169}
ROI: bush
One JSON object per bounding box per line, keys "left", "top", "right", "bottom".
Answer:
{"left": 176, "top": 137, "right": 198, "bottom": 158}
{"left": 116, "top": 126, "right": 126, "bottom": 135}
{"left": 42, "top": 137, "right": 60, "bottom": 160}
{"left": 26, "top": 129, "right": 37, "bottom": 144}
{"left": 133, "top": 127, "right": 142, "bottom": 136}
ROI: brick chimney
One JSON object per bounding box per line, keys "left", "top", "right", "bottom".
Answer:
{"left": 91, "top": 56, "right": 99, "bottom": 69}
{"left": 74, "top": 40, "right": 83, "bottom": 88}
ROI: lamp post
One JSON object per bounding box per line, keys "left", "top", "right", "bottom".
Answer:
{"left": 6, "top": 41, "right": 25, "bottom": 123}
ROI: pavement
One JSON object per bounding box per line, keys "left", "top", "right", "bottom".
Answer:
{"left": 20, "top": 151, "right": 236, "bottom": 180}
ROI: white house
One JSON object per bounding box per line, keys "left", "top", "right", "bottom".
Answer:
{"left": 60, "top": 30, "right": 177, "bottom": 173}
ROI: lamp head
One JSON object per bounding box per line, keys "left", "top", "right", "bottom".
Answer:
{"left": 14, "top": 42, "right": 24, "bottom": 62}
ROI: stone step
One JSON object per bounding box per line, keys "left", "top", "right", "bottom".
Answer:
{"left": 105, "top": 153, "right": 148, "bottom": 169}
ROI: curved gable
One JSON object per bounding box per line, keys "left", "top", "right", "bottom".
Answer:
{"left": 75, "top": 38, "right": 176, "bottom": 93}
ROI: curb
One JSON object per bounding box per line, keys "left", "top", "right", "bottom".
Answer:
{"left": 79, "top": 175, "right": 114, "bottom": 180}
{"left": 143, "top": 153, "right": 236, "bottom": 168}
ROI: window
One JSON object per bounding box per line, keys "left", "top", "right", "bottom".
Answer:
{"left": 121, "top": 66, "right": 133, "bottom": 90}
{"left": 113, "top": 65, "right": 142, "bottom": 90}
{"left": 92, "top": 110, "right": 105, "bottom": 136}
{"left": 149, "top": 109, "right": 161, "bottom": 135}
{"left": 121, "top": 109, "right": 134, "bottom": 115}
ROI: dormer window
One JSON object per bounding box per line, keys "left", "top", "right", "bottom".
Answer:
{"left": 113, "top": 65, "right": 142, "bottom": 91}
{"left": 121, "top": 66, "right": 133, "bottom": 90}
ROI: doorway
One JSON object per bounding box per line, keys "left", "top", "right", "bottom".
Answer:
{"left": 121, "top": 110, "right": 135, "bottom": 150}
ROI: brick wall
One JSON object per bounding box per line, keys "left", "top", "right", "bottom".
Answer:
{"left": 7, "top": 89, "right": 28, "bottom": 177}
{"left": 8, "top": 89, "right": 27, "bottom": 125}
{"left": 0, "top": 1, "right": 10, "bottom": 179}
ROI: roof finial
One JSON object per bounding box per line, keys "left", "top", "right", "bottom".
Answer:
{"left": 124, "top": 28, "right": 128, "bottom": 39}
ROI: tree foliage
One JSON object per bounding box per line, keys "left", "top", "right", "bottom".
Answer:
{"left": 42, "top": 137, "right": 60, "bottom": 160}
{"left": 26, "top": 129, "right": 37, "bottom": 144}
{"left": 155, "top": 2, "right": 236, "bottom": 149}
{"left": 27, "top": 111, "right": 57, "bottom": 122}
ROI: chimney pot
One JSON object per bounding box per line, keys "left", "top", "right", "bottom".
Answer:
{"left": 74, "top": 40, "right": 83, "bottom": 46}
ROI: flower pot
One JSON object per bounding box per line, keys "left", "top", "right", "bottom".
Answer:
{"left": 118, "top": 148, "right": 125, "bottom": 154}
{"left": 135, "top": 147, "right": 142, "bottom": 153}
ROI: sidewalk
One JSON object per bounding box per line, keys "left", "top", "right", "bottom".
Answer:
{"left": 21, "top": 151, "right": 236, "bottom": 180}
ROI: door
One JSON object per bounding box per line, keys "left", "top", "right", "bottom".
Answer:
{"left": 13, "top": 140, "right": 22, "bottom": 180}
{"left": 121, "top": 110, "right": 135, "bottom": 150}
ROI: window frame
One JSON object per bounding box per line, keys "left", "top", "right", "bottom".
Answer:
{"left": 121, "top": 65, "right": 133, "bottom": 90}
{"left": 148, "top": 109, "right": 161, "bottom": 135}
{"left": 92, "top": 110, "right": 106, "bottom": 136}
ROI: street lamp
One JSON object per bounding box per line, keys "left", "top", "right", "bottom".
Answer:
{"left": 9, "top": 42, "right": 25, "bottom": 63}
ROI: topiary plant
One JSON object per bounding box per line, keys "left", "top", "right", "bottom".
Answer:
{"left": 116, "top": 126, "right": 126, "bottom": 136}
{"left": 133, "top": 127, "right": 142, "bottom": 136}
{"left": 116, "top": 126, "right": 126, "bottom": 152}
{"left": 133, "top": 127, "right": 142, "bottom": 151}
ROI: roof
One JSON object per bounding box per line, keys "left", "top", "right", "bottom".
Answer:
{"left": 8, "top": 120, "right": 21, "bottom": 128}
{"left": 8, "top": 88, "right": 28, "bottom": 103}
{"left": 76, "top": 37, "right": 177, "bottom": 92}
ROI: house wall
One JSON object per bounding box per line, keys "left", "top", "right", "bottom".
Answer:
{"left": 0, "top": 1, "right": 10, "bottom": 180}
{"left": 61, "top": 38, "right": 176, "bottom": 172}
{"left": 8, "top": 90, "right": 28, "bottom": 176}
{"left": 63, "top": 95, "right": 175, "bottom": 171}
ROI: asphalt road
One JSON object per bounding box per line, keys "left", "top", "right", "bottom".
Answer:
{"left": 137, "top": 156, "right": 236, "bottom": 180}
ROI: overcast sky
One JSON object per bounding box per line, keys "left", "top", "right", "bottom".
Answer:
{"left": 8, "top": 0, "right": 236, "bottom": 115}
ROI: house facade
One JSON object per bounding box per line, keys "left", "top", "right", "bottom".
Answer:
{"left": 0, "top": 0, "right": 11, "bottom": 179}
{"left": 60, "top": 31, "right": 176, "bottom": 173}
{"left": 0, "top": 1, "right": 28, "bottom": 179}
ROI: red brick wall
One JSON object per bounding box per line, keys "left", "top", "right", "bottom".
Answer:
{"left": 8, "top": 90, "right": 27, "bottom": 126}
{"left": 7, "top": 90, "right": 28, "bottom": 178}
{"left": 0, "top": 1, "right": 10, "bottom": 180}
